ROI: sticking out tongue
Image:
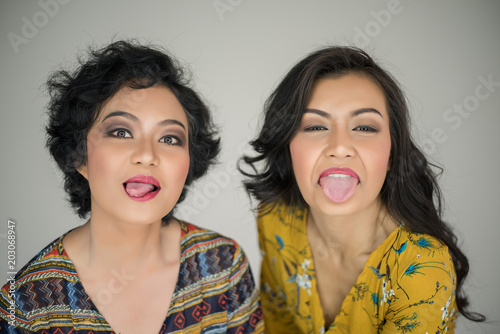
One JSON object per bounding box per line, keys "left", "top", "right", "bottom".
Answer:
{"left": 125, "top": 182, "right": 155, "bottom": 198}
{"left": 319, "top": 175, "right": 358, "bottom": 203}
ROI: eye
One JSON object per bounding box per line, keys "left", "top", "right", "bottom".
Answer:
{"left": 353, "top": 125, "right": 378, "bottom": 133}
{"left": 109, "top": 128, "right": 132, "bottom": 138}
{"left": 303, "top": 125, "right": 328, "bottom": 132}
{"left": 159, "top": 135, "right": 181, "bottom": 145}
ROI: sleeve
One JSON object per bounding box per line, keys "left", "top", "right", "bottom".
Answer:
{"left": 0, "top": 281, "right": 32, "bottom": 333}
{"left": 257, "top": 215, "right": 303, "bottom": 334}
{"left": 226, "top": 243, "right": 264, "bottom": 334}
{"left": 382, "top": 245, "right": 457, "bottom": 333}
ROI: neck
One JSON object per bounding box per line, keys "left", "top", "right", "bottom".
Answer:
{"left": 75, "top": 212, "right": 180, "bottom": 274}
{"left": 307, "top": 199, "right": 397, "bottom": 258}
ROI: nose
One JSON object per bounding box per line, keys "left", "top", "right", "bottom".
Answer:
{"left": 325, "top": 128, "right": 355, "bottom": 159}
{"left": 130, "top": 139, "right": 159, "bottom": 166}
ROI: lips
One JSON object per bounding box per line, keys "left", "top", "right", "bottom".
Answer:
{"left": 318, "top": 167, "right": 359, "bottom": 203}
{"left": 123, "top": 174, "right": 161, "bottom": 202}
{"left": 319, "top": 167, "right": 359, "bottom": 180}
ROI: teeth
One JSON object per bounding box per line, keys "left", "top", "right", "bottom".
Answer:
{"left": 327, "top": 174, "right": 352, "bottom": 178}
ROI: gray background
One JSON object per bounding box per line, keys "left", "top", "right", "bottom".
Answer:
{"left": 1, "top": 1, "right": 499, "bottom": 332}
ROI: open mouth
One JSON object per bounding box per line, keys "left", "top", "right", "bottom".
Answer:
{"left": 123, "top": 175, "right": 161, "bottom": 202}
{"left": 124, "top": 183, "right": 159, "bottom": 197}
{"left": 318, "top": 168, "right": 359, "bottom": 203}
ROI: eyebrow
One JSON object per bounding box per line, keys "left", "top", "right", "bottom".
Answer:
{"left": 304, "top": 108, "right": 383, "bottom": 118}
{"left": 101, "top": 111, "right": 186, "bottom": 129}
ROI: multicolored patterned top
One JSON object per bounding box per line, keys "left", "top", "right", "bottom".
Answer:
{"left": 258, "top": 202, "right": 457, "bottom": 333}
{"left": 0, "top": 221, "right": 264, "bottom": 333}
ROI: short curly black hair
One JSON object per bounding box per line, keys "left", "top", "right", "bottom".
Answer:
{"left": 46, "top": 39, "right": 220, "bottom": 223}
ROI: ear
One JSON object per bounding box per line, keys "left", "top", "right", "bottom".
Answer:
{"left": 77, "top": 163, "right": 88, "bottom": 180}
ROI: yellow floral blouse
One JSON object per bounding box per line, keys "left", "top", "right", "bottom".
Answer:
{"left": 258, "top": 202, "right": 457, "bottom": 333}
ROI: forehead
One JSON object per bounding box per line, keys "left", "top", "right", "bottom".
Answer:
{"left": 98, "top": 85, "right": 188, "bottom": 122}
{"left": 307, "top": 73, "right": 388, "bottom": 117}
{"left": 109, "top": 86, "right": 150, "bottom": 106}
{"left": 103, "top": 85, "right": 172, "bottom": 108}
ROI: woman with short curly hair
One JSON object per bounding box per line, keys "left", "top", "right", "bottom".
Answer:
{"left": 0, "top": 40, "right": 263, "bottom": 334}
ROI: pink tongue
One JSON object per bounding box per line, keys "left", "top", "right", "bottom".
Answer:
{"left": 319, "top": 176, "right": 358, "bottom": 203}
{"left": 125, "top": 182, "right": 155, "bottom": 198}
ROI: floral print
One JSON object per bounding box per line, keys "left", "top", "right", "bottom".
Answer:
{"left": 258, "top": 202, "right": 457, "bottom": 333}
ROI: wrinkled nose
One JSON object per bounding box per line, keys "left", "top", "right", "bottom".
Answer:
{"left": 324, "top": 129, "right": 355, "bottom": 159}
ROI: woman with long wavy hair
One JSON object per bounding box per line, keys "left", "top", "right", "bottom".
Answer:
{"left": 241, "top": 46, "right": 484, "bottom": 333}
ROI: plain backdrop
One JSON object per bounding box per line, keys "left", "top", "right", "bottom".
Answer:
{"left": 1, "top": 1, "right": 499, "bottom": 332}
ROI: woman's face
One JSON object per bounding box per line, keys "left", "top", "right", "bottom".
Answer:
{"left": 289, "top": 73, "right": 391, "bottom": 217}
{"left": 78, "top": 85, "right": 190, "bottom": 225}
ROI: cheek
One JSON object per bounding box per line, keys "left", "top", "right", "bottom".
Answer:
{"left": 179, "top": 155, "right": 190, "bottom": 179}
{"left": 289, "top": 138, "right": 315, "bottom": 187}
{"left": 85, "top": 137, "right": 125, "bottom": 181}
{"left": 289, "top": 139, "right": 303, "bottom": 177}
{"left": 85, "top": 132, "right": 104, "bottom": 158}
{"left": 86, "top": 142, "right": 113, "bottom": 171}
{"left": 168, "top": 152, "right": 190, "bottom": 183}
{"left": 367, "top": 138, "right": 391, "bottom": 177}
{"left": 380, "top": 139, "right": 392, "bottom": 170}
{"left": 84, "top": 140, "right": 101, "bottom": 176}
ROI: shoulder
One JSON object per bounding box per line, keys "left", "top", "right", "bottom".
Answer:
{"left": 398, "top": 228, "right": 455, "bottom": 281}
{"left": 178, "top": 220, "right": 248, "bottom": 270}
{"left": 256, "top": 202, "right": 310, "bottom": 266}
{"left": 179, "top": 220, "right": 240, "bottom": 251}
{"left": 396, "top": 228, "right": 454, "bottom": 269}
{"left": 382, "top": 227, "right": 456, "bottom": 304}
{"left": 368, "top": 226, "right": 456, "bottom": 300}
{"left": 0, "top": 232, "right": 75, "bottom": 326}
{"left": 380, "top": 227, "right": 455, "bottom": 279}
{"left": 257, "top": 201, "right": 307, "bottom": 237}
{"left": 6, "top": 233, "right": 73, "bottom": 286}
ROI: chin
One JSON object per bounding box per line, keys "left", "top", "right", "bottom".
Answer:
{"left": 308, "top": 194, "right": 359, "bottom": 216}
